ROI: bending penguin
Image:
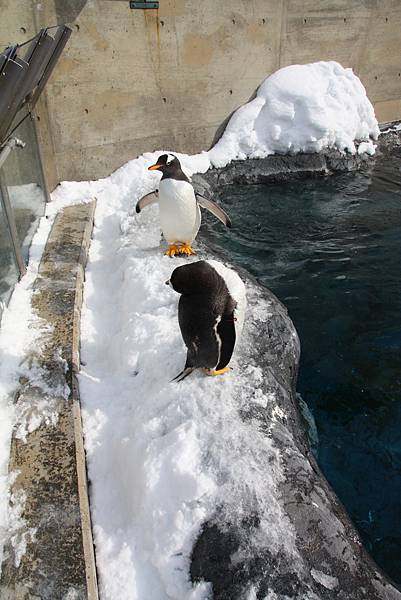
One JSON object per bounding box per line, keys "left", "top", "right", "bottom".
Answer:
{"left": 136, "top": 154, "right": 231, "bottom": 257}
{"left": 166, "top": 260, "right": 246, "bottom": 381}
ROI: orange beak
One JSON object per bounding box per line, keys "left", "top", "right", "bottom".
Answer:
{"left": 148, "top": 163, "right": 162, "bottom": 171}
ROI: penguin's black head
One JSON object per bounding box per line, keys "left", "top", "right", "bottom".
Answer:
{"left": 168, "top": 261, "right": 222, "bottom": 296}
{"left": 148, "top": 154, "right": 189, "bottom": 182}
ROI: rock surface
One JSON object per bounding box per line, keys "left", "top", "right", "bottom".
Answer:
{"left": 194, "top": 126, "right": 400, "bottom": 191}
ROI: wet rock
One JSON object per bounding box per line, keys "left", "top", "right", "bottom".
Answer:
{"left": 193, "top": 129, "right": 401, "bottom": 193}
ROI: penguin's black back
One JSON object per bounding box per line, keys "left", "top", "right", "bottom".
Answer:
{"left": 170, "top": 261, "right": 226, "bottom": 300}
{"left": 178, "top": 295, "right": 219, "bottom": 369}
{"left": 171, "top": 261, "right": 237, "bottom": 370}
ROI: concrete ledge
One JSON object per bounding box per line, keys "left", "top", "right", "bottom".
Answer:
{"left": 0, "top": 201, "right": 98, "bottom": 600}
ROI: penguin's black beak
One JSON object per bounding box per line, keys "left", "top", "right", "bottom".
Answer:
{"left": 165, "top": 279, "right": 171, "bottom": 286}
{"left": 148, "top": 163, "right": 162, "bottom": 171}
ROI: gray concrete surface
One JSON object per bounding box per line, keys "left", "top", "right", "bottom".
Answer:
{"left": 0, "top": 201, "right": 98, "bottom": 600}
{"left": 2, "top": 1, "right": 401, "bottom": 187}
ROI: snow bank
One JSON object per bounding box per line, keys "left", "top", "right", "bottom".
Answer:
{"left": 0, "top": 188, "right": 94, "bottom": 567}
{"left": 0, "top": 210, "right": 52, "bottom": 566}
{"left": 206, "top": 61, "right": 379, "bottom": 167}
{"left": 42, "top": 152, "right": 298, "bottom": 599}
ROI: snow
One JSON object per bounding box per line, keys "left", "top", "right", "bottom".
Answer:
{"left": 381, "top": 121, "right": 401, "bottom": 133}
{"left": 54, "top": 153, "right": 299, "bottom": 599}
{"left": 310, "top": 569, "right": 339, "bottom": 590}
{"left": 0, "top": 210, "right": 51, "bottom": 567}
{"left": 0, "top": 60, "right": 379, "bottom": 588}
{"left": 206, "top": 61, "right": 379, "bottom": 167}
{"left": 7, "top": 484, "right": 37, "bottom": 568}
{"left": 357, "top": 141, "right": 376, "bottom": 155}
{"left": 0, "top": 186, "right": 94, "bottom": 567}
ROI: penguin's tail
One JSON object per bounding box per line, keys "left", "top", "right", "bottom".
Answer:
{"left": 171, "top": 367, "right": 195, "bottom": 383}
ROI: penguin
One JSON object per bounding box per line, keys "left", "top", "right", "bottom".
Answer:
{"left": 166, "top": 260, "right": 246, "bottom": 381}
{"left": 136, "top": 154, "right": 231, "bottom": 257}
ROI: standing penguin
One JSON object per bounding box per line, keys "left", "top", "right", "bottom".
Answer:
{"left": 167, "top": 260, "right": 246, "bottom": 381}
{"left": 136, "top": 154, "right": 231, "bottom": 257}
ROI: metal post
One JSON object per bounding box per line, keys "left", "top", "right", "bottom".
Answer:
{"left": 0, "top": 137, "right": 24, "bottom": 169}
{"left": 29, "top": 110, "right": 51, "bottom": 203}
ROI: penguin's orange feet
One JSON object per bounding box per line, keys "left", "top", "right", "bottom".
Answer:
{"left": 205, "top": 367, "right": 231, "bottom": 376}
{"left": 177, "top": 243, "right": 195, "bottom": 256}
{"left": 165, "top": 244, "right": 180, "bottom": 257}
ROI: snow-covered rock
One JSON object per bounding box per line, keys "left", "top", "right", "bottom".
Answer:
{"left": 206, "top": 61, "right": 379, "bottom": 167}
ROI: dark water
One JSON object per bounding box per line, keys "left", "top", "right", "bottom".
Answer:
{"left": 202, "top": 153, "right": 401, "bottom": 585}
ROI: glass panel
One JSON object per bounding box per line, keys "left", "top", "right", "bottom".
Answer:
{"left": 1, "top": 113, "right": 46, "bottom": 264}
{"left": 0, "top": 189, "right": 19, "bottom": 316}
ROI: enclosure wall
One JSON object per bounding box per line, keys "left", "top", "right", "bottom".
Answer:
{"left": 1, "top": 0, "right": 401, "bottom": 186}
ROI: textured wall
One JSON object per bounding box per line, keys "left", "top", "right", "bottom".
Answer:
{"left": 2, "top": 1, "right": 401, "bottom": 186}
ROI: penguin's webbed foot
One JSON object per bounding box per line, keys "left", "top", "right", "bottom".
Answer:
{"left": 178, "top": 243, "right": 195, "bottom": 256}
{"left": 165, "top": 244, "right": 180, "bottom": 257}
{"left": 205, "top": 367, "right": 231, "bottom": 377}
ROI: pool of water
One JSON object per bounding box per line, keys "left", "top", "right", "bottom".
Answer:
{"left": 202, "top": 151, "right": 401, "bottom": 585}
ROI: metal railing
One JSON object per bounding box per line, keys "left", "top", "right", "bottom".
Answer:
{"left": 0, "top": 25, "right": 72, "bottom": 146}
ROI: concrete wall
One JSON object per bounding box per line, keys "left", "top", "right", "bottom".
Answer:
{"left": 2, "top": 0, "right": 401, "bottom": 186}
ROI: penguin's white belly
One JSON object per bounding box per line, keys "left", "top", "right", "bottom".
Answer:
{"left": 206, "top": 260, "right": 247, "bottom": 343}
{"left": 158, "top": 179, "right": 201, "bottom": 243}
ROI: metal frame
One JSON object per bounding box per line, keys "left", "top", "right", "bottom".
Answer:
{"left": 130, "top": 1, "right": 159, "bottom": 8}
{"left": 29, "top": 111, "right": 51, "bottom": 204}
{"left": 0, "top": 25, "right": 72, "bottom": 145}
{"left": 30, "top": 27, "right": 71, "bottom": 109}
{"left": 0, "top": 57, "right": 28, "bottom": 142}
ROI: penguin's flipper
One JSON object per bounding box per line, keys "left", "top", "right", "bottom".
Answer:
{"left": 195, "top": 194, "right": 232, "bottom": 228}
{"left": 171, "top": 366, "right": 195, "bottom": 382}
{"left": 136, "top": 191, "right": 159, "bottom": 213}
{"left": 215, "top": 311, "right": 236, "bottom": 371}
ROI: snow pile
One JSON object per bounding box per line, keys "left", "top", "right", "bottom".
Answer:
{"left": 207, "top": 61, "right": 379, "bottom": 167}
